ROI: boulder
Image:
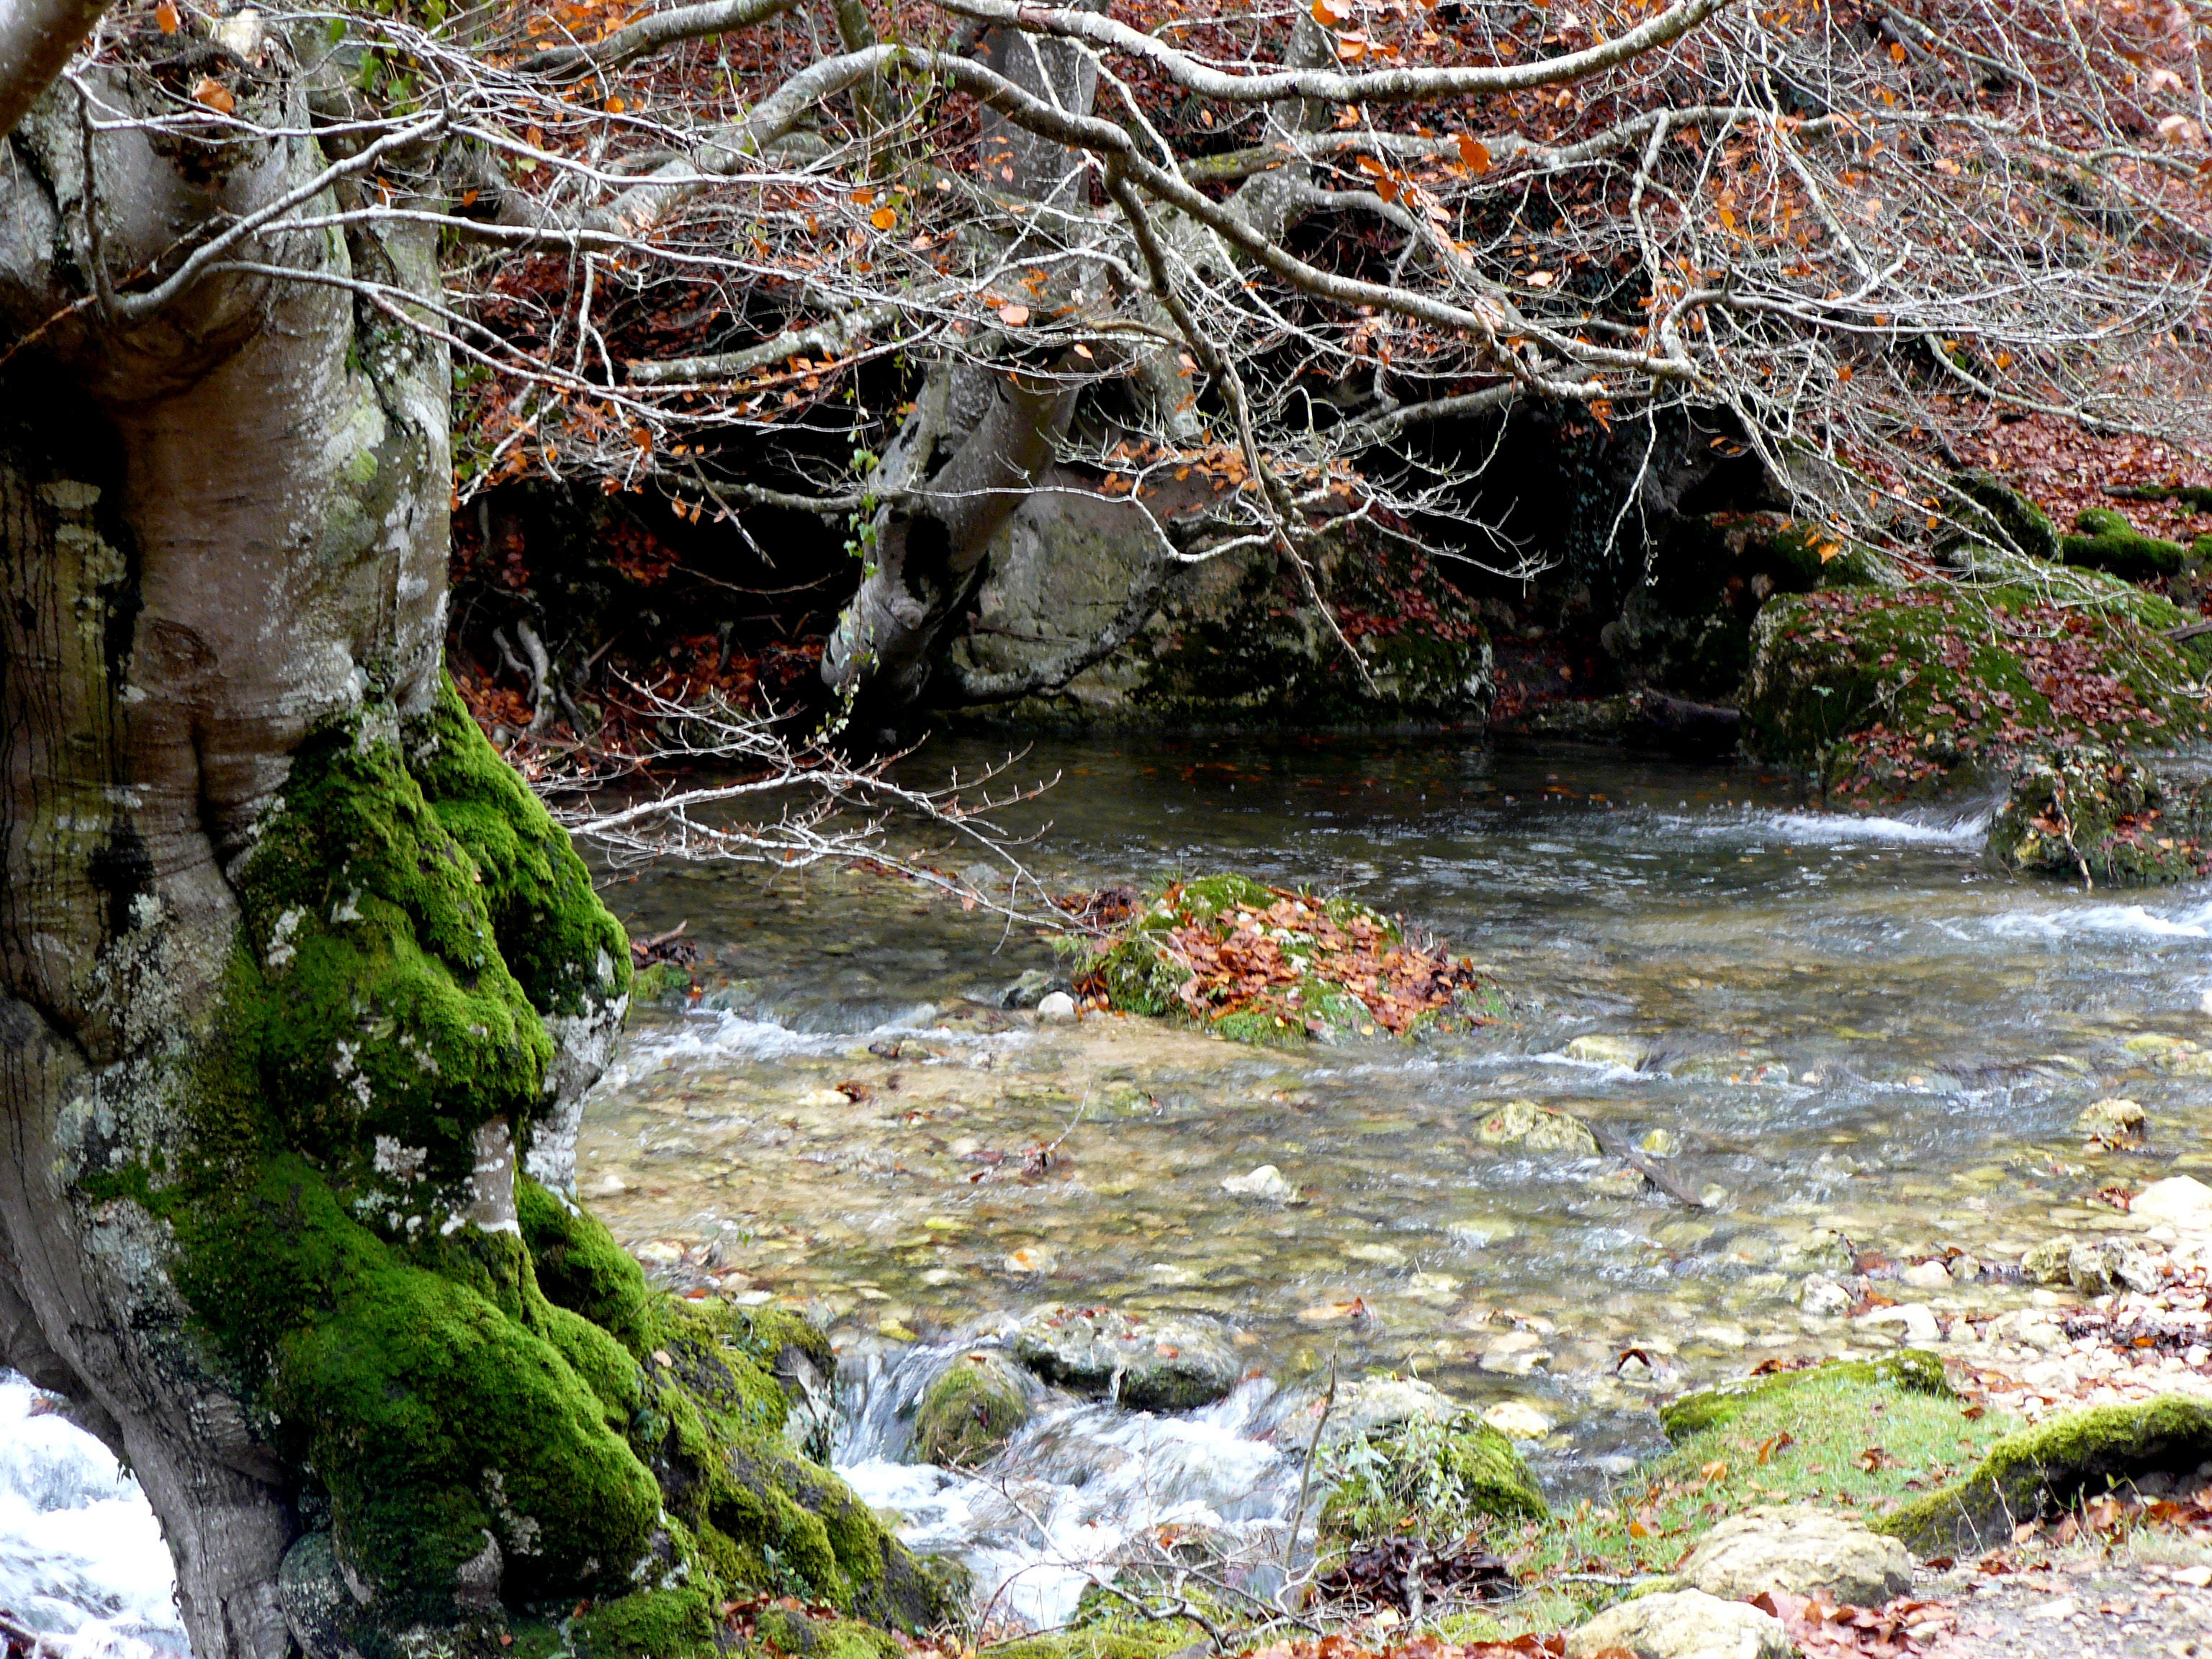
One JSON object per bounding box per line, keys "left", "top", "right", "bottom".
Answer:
{"left": 1564, "top": 1588, "right": 1791, "bottom": 1659}
{"left": 1475, "top": 1099, "right": 1601, "bottom": 1154}
{"left": 1314, "top": 1385, "right": 1547, "bottom": 1546}
{"left": 1009, "top": 1305, "right": 1238, "bottom": 1411}
{"left": 1987, "top": 747, "right": 2212, "bottom": 887}
{"left": 1796, "top": 1275, "right": 1851, "bottom": 1317}
{"left": 912, "top": 1351, "right": 1034, "bottom": 1468}
{"left": 1886, "top": 1396, "right": 2212, "bottom": 1554}
{"left": 2077, "top": 1097, "right": 2147, "bottom": 1142}
{"left": 2062, "top": 1238, "right": 2162, "bottom": 1298}
{"left": 1660, "top": 1352, "right": 1951, "bottom": 1442}
{"left": 2134, "top": 1176, "right": 2212, "bottom": 1231}
{"left": 948, "top": 475, "right": 1491, "bottom": 731}
{"left": 1678, "top": 1507, "right": 1913, "bottom": 1606}
{"left": 1740, "top": 583, "right": 2211, "bottom": 801}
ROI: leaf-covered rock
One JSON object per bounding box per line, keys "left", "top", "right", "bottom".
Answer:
{"left": 1986, "top": 745, "right": 2212, "bottom": 886}
{"left": 1070, "top": 875, "right": 1494, "bottom": 1042}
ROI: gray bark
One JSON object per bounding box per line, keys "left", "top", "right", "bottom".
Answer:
{"left": 0, "top": 43, "right": 451, "bottom": 1659}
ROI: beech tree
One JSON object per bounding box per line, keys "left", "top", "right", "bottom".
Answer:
{"left": 0, "top": 0, "right": 2206, "bottom": 1656}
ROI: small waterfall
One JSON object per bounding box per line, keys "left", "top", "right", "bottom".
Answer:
{"left": 835, "top": 1343, "right": 1305, "bottom": 1632}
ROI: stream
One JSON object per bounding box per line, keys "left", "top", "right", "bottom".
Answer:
{"left": 581, "top": 736, "right": 2212, "bottom": 1627}
{"left": 14, "top": 736, "right": 2212, "bottom": 1649}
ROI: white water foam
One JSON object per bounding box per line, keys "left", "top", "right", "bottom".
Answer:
{"left": 837, "top": 1370, "right": 1295, "bottom": 1631}
{"left": 592, "top": 1005, "right": 969, "bottom": 1095}
{"left": 1984, "top": 901, "right": 2212, "bottom": 943}
{"left": 1685, "top": 808, "right": 1991, "bottom": 848}
{"left": 0, "top": 1375, "right": 184, "bottom": 1658}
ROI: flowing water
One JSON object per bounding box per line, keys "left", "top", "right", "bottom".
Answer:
{"left": 22, "top": 736, "right": 2212, "bottom": 1647}
{"left": 583, "top": 737, "right": 2212, "bottom": 1624}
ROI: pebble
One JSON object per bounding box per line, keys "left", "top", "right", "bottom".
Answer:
{"left": 1035, "top": 991, "right": 1078, "bottom": 1020}
{"left": 1221, "top": 1164, "right": 1295, "bottom": 1202}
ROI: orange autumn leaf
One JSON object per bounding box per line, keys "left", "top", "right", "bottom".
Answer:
{"left": 997, "top": 302, "right": 1031, "bottom": 326}
{"left": 155, "top": 0, "right": 180, "bottom": 32}
{"left": 1457, "top": 133, "right": 1491, "bottom": 173}
{"left": 870, "top": 206, "right": 899, "bottom": 231}
{"left": 192, "top": 76, "right": 235, "bottom": 114}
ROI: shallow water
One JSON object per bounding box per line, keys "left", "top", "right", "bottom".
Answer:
{"left": 22, "top": 738, "right": 2212, "bottom": 1650}
{"left": 583, "top": 737, "right": 2212, "bottom": 1620}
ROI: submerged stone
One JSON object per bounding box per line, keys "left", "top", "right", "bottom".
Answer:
{"left": 1884, "top": 1395, "right": 2212, "bottom": 1555}
{"left": 1474, "top": 1098, "right": 1601, "bottom": 1155}
{"left": 1009, "top": 1305, "right": 1238, "bottom": 1411}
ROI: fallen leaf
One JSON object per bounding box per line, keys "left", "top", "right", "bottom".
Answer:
{"left": 192, "top": 76, "right": 235, "bottom": 114}
{"left": 1457, "top": 133, "right": 1491, "bottom": 173}
{"left": 870, "top": 206, "right": 898, "bottom": 231}
{"left": 997, "top": 302, "right": 1030, "bottom": 326}
{"left": 156, "top": 0, "right": 179, "bottom": 32}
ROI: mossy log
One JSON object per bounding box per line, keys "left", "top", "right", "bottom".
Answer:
{"left": 1881, "top": 1396, "right": 2212, "bottom": 1555}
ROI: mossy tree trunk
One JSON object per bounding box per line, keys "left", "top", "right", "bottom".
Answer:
{"left": 0, "top": 22, "right": 943, "bottom": 1659}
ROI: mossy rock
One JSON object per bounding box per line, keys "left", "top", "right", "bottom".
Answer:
{"left": 1069, "top": 874, "right": 1488, "bottom": 1044}
{"left": 1316, "top": 1409, "right": 1547, "bottom": 1549}
{"left": 1660, "top": 1352, "right": 1952, "bottom": 1442}
{"left": 913, "top": 1351, "right": 1033, "bottom": 1467}
{"left": 986, "top": 1624, "right": 1213, "bottom": 1659}
{"left": 631, "top": 960, "right": 695, "bottom": 1005}
{"left": 747, "top": 1608, "right": 907, "bottom": 1659}
{"left": 1987, "top": 745, "right": 2212, "bottom": 886}
{"left": 1944, "top": 472, "right": 2061, "bottom": 564}
{"left": 2062, "top": 508, "right": 2187, "bottom": 582}
{"left": 1740, "top": 582, "right": 2212, "bottom": 799}
{"left": 1882, "top": 1395, "right": 2212, "bottom": 1555}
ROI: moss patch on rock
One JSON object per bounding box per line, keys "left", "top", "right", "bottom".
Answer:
{"left": 1069, "top": 875, "right": 1493, "bottom": 1043}
{"left": 1741, "top": 581, "right": 2212, "bottom": 799}
{"left": 2062, "top": 508, "right": 2188, "bottom": 581}
{"left": 1659, "top": 1351, "right": 1954, "bottom": 1442}
{"left": 1882, "top": 1395, "right": 2212, "bottom": 1555}
{"left": 913, "top": 1352, "right": 1032, "bottom": 1468}
{"left": 1316, "top": 1408, "right": 1547, "bottom": 1550}
{"left": 1987, "top": 745, "right": 2212, "bottom": 886}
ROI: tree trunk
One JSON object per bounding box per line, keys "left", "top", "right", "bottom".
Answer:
{"left": 1, "top": 31, "right": 946, "bottom": 1659}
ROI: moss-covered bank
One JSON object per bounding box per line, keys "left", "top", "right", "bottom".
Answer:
{"left": 1987, "top": 745, "right": 2212, "bottom": 886}
{"left": 1883, "top": 1395, "right": 2212, "bottom": 1555}
{"left": 107, "top": 678, "right": 944, "bottom": 1657}
{"left": 1741, "top": 580, "right": 2212, "bottom": 799}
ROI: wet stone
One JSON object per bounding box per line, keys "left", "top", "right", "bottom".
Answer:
{"left": 1565, "top": 1588, "right": 1791, "bottom": 1659}
{"left": 1008, "top": 1304, "right": 1238, "bottom": 1411}
{"left": 1676, "top": 1506, "right": 1913, "bottom": 1606}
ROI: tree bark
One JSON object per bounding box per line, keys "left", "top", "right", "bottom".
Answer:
{"left": 0, "top": 29, "right": 946, "bottom": 1659}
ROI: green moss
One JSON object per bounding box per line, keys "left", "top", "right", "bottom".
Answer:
{"left": 1659, "top": 1351, "right": 1953, "bottom": 1441}
{"left": 2062, "top": 508, "right": 2187, "bottom": 581}
{"left": 750, "top": 1609, "right": 904, "bottom": 1659}
{"left": 1882, "top": 1395, "right": 2212, "bottom": 1555}
{"left": 410, "top": 675, "right": 630, "bottom": 1021}
{"left": 913, "top": 1354, "right": 1030, "bottom": 1468}
{"left": 1947, "top": 472, "right": 2061, "bottom": 563}
{"left": 1741, "top": 582, "right": 2212, "bottom": 798}
{"left": 572, "top": 1587, "right": 720, "bottom": 1659}
{"left": 141, "top": 692, "right": 944, "bottom": 1651}
{"left": 631, "top": 961, "right": 694, "bottom": 1005}
{"left": 987, "top": 1623, "right": 1211, "bottom": 1659}
{"left": 1316, "top": 1411, "right": 1547, "bottom": 1549}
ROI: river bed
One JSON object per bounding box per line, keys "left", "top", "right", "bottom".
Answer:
{"left": 580, "top": 736, "right": 2212, "bottom": 1624}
